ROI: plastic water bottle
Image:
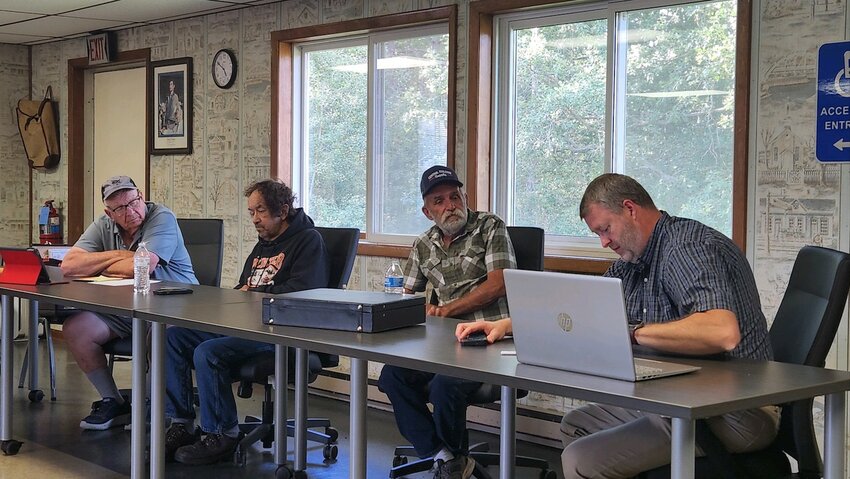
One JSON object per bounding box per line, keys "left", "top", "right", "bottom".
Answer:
{"left": 384, "top": 259, "right": 404, "bottom": 294}
{"left": 133, "top": 242, "right": 151, "bottom": 294}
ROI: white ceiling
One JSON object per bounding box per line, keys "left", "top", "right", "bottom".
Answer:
{"left": 0, "top": 0, "right": 278, "bottom": 45}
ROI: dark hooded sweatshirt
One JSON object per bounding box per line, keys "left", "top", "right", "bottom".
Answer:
{"left": 236, "top": 208, "right": 329, "bottom": 293}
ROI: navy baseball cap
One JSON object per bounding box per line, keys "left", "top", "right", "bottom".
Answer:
{"left": 420, "top": 165, "right": 463, "bottom": 198}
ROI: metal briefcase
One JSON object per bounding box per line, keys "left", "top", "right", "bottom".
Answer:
{"left": 261, "top": 288, "right": 425, "bottom": 332}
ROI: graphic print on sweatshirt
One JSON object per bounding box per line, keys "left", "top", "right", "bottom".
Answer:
{"left": 248, "top": 252, "right": 285, "bottom": 287}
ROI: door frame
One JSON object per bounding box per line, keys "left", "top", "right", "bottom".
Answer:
{"left": 67, "top": 48, "right": 151, "bottom": 243}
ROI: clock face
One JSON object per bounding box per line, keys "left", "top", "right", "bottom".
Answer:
{"left": 212, "top": 49, "right": 236, "bottom": 89}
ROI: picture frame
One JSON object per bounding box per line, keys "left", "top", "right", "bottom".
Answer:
{"left": 150, "top": 57, "right": 192, "bottom": 155}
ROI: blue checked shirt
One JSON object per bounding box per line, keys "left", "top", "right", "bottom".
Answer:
{"left": 403, "top": 210, "right": 516, "bottom": 322}
{"left": 605, "top": 212, "right": 772, "bottom": 360}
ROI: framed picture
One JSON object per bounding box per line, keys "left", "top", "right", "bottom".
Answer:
{"left": 150, "top": 57, "right": 192, "bottom": 155}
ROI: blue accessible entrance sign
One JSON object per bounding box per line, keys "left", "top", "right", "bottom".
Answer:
{"left": 817, "top": 41, "right": 850, "bottom": 162}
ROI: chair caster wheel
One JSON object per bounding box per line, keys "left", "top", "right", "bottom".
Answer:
{"left": 539, "top": 469, "right": 557, "bottom": 479}
{"left": 275, "top": 465, "right": 293, "bottom": 479}
{"left": 392, "top": 455, "right": 408, "bottom": 467}
{"left": 28, "top": 390, "right": 44, "bottom": 402}
{"left": 324, "top": 426, "right": 339, "bottom": 442}
{"left": 1, "top": 440, "right": 23, "bottom": 455}
{"left": 323, "top": 443, "right": 338, "bottom": 460}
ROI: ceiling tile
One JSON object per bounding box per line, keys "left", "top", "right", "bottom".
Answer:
{"left": 75, "top": 0, "right": 227, "bottom": 22}
{"left": 0, "top": 15, "right": 129, "bottom": 37}
{"left": 0, "top": 11, "right": 41, "bottom": 25}
{"left": 0, "top": 32, "right": 53, "bottom": 44}
{"left": 0, "top": 0, "right": 109, "bottom": 15}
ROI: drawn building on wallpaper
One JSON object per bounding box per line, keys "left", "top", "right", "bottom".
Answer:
{"left": 757, "top": 125, "right": 840, "bottom": 188}
{"left": 756, "top": 196, "right": 835, "bottom": 253}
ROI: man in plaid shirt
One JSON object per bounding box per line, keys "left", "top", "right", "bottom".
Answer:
{"left": 378, "top": 165, "right": 516, "bottom": 479}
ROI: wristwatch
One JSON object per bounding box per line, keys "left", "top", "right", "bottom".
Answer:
{"left": 628, "top": 322, "right": 645, "bottom": 345}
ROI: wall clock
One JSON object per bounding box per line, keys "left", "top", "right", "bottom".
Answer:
{"left": 212, "top": 49, "right": 237, "bottom": 89}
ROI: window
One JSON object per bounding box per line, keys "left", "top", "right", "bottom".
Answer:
{"left": 491, "top": 0, "right": 738, "bottom": 256}
{"left": 291, "top": 25, "right": 450, "bottom": 242}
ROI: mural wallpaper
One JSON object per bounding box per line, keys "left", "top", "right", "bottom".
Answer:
{"left": 0, "top": 0, "right": 844, "bottom": 450}
{"left": 0, "top": 44, "right": 29, "bottom": 247}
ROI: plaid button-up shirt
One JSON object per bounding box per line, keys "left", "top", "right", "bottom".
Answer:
{"left": 605, "top": 212, "right": 772, "bottom": 360}
{"left": 403, "top": 210, "right": 516, "bottom": 322}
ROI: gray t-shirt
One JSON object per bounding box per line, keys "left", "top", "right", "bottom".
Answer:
{"left": 75, "top": 202, "right": 198, "bottom": 284}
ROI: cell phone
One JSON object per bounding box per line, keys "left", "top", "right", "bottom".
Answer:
{"left": 460, "top": 331, "right": 489, "bottom": 347}
{"left": 153, "top": 287, "right": 194, "bottom": 295}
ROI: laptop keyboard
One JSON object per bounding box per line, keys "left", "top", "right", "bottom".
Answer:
{"left": 635, "top": 364, "right": 664, "bottom": 378}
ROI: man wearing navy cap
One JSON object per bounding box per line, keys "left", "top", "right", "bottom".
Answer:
{"left": 378, "top": 165, "right": 516, "bottom": 479}
{"left": 61, "top": 175, "right": 197, "bottom": 430}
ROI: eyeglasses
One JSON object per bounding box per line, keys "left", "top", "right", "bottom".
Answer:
{"left": 107, "top": 195, "right": 143, "bottom": 216}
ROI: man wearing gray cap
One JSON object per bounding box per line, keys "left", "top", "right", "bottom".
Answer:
{"left": 61, "top": 175, "right": 197, "bottom": 430}
{"left": 378, "top": 165, "right": 516, "bottom": 479}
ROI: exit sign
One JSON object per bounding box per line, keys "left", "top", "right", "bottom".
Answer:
{"left": 87, "top": 32, "right": 114, "bottom": 65}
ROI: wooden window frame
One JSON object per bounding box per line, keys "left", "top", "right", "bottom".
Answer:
{"left": 467, "top": 0, "right": 751, "bottom": 274}
{"left": 270, "top": 6, "right": 457, "bottom": 258}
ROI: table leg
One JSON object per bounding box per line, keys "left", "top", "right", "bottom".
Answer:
{"left": 27, "top": 300, "right": 38, "bottom": 395}
{"left": 294, "top": 347, "right": 308, "bottom": 471}
{"left": 130, "top": 316, "right": 147, "bottom": 479}
{"left": 824, "top": 392, "right": 847, "bottom": 479}
{"left": 1, "top": 295, "right": 13, "bottom": 441}
{"left": 670, "top": 417, "right": 695, "bottom": 479}
{"left": 350, "top": 357, "right": 367, "bottom": 479}
{"left": 499, "top": 386, "right": 516, "bottom": 479}
{"left": 274, "top": 344, "right": 288, "bottom": 466}
{"left": 150, "top": 321, "right": 165, "bottom": 479}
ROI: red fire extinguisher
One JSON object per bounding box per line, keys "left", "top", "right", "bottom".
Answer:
{"left": 39, "top": 200, "right": 63, "bottom": 245}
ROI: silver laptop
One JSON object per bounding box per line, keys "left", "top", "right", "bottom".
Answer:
{"left": 505, "top": 269, "right": 700, "bottom": 382}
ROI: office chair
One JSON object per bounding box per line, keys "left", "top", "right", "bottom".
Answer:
{"left": 103, "top": 218, "right": 225, "bottom": 369}
{"left": 234, "top": 226, "right": 360, "bottom": 464}
{"left": 390, "top": 226, "right": 556, "bottom": 479}
{"left": 639, "top": 245, "right": 850, "bottom": 479}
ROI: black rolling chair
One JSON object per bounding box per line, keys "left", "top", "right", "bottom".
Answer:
{"left": 640, "top": 245, "right": 850, "bottom": 479}
{"left": 103, "top": 218, "right": 225, "bottom": 369}
{"left": 235, "top": 227, "right": 360, "bottom": 463}
{"left": 390, "top": 226, "right": 556, "bottom": 479}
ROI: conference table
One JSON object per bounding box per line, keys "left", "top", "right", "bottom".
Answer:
{"left": 2, "top": 281, "right": 850, "bottom": 479}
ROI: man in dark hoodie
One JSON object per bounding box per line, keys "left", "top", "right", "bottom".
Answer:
{"left": 162, "top": 179, "right": 330, "bottom": 465}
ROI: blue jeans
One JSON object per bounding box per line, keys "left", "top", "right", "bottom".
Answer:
{"left": 165, "top": 327, "right": 276, "bottom": 435}
{"left": 378, "top": 365, "right": 482, "bottom": 458}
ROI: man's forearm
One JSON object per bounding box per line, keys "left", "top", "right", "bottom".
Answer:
{"left": 102, "top": 251, "right": 161, "bottom": 278}
{"left": 61, "top": 250, "right": 130, "bottom": 277}
{"left": 633, "top": 309, "right": 741, "bottom": 354}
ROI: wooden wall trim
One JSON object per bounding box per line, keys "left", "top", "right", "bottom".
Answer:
{"left": 732, "top": 0, "right": 752, "bottom": 252}
{"left": 67, "top": 48, "right": 151, "bottom": 244}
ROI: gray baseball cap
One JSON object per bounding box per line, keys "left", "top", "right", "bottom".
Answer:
{"left": 101, "top": 175, "right": 137, "bottom": 201}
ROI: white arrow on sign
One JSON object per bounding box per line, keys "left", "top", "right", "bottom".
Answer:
{"left": 834, "top": 139, "right": 850, "bottom": 150}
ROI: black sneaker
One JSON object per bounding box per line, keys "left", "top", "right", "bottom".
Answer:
{"left": 165, "top": 423, "right": 200, "bottom": 462}
{"left": 80, "top": 397, "right": 131, "bottom": 430}
{"left": 174, "top": 433, "right": 239, "bottom": 465}
{"left": 433, "top": 455, "right": 476, "bottom": 479}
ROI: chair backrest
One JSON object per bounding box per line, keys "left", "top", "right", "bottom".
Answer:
{"left": 177, "top": 218, "right": 224, "bottom": 287}
{"left": 770, "top": 245, "right": 850, "bottom": 367}
{"left": 769, "top": 246, "right": 850, "bottom": 477}
{"left": 315, "top": 227, "right": 360, "bottom": 289}
{"left": 507, "top": 226, "right": 544, "bottom": 271}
